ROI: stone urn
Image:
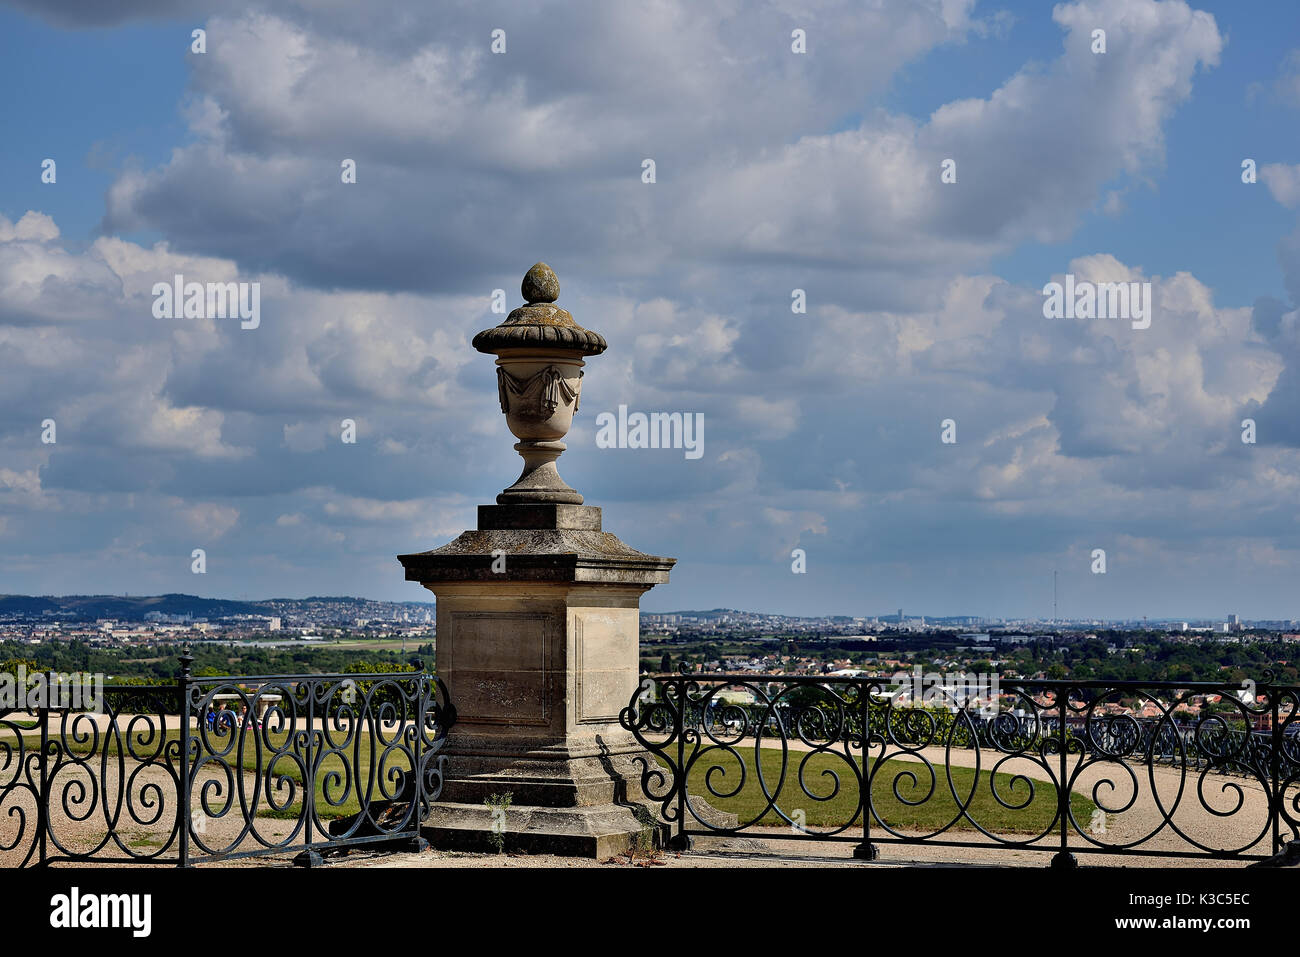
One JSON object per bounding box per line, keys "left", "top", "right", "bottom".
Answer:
{"left": 399, "top": 259, "right": 737, "bottom": 856}
{"left": 471, "top": 262, "right": 606, "bottom": 505}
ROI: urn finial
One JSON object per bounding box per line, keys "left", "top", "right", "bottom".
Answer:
{"left": 472, "top": 263, "right": 606, "bottom": 505}
{"left": 521, "top": 262, "right": 560, "bottom": 304}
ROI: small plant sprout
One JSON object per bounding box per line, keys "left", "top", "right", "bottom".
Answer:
{"left": 485, "top": 792, "right": 513, "bottom": 853}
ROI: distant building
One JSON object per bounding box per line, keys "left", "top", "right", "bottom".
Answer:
{"left": 267, "top": 617, "right": 282, "bottom": 631}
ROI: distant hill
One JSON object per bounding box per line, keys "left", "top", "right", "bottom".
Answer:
{"left": 666, "top": 609, "right": 744, "bottom": 618}
{"left": 0, "top": 595, "right": 62, "bottom": 615}
{"left": 664, "top": 609, "right": 854, "bottom": 621}
{"left": 0, "top": 593, "right": 433, "bottom": 622}
{"left": 0, "top": 594, "right": 270, "bottom": 620}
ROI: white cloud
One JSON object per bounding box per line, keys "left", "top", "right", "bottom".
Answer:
{"left": 674, "top": 0, "right": 1222, "bottom": 268}
{"left": 0, "top": 211, "right": 60, "bottom": 243}
{"left": 175, "top": 501, "right": 240, "bottom": 538}
{"left": 1261, "top": 163, "right": 1300, "bottom": 209}
{"left": 1274, "top": 48, "right": 1300, "bottom": 108}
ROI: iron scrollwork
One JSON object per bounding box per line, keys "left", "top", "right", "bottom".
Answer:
{"left": 0, "top": 664, "right": 454, "bottom": 867}
{"left": 622, "top": 673, "right": 1300, "bottom": 865}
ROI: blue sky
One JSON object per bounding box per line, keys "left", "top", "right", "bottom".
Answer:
{"left": 0, "top": 13, "right": 185, "bottom": 244}
{"left": 1, "top": 0, "right": 1299, "bottom": 619}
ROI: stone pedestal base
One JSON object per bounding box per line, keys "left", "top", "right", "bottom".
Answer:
{"left": 424, "top": 802, "right": 664, "bottom": 858}
{"left": 421, "top": 732, "right": 669, "bottom": 857}
{"left": 399, "top": 503, "right": 680, "bottom": 858}
{"left": 417, "top": 732, "right": 667, "bottom": 856}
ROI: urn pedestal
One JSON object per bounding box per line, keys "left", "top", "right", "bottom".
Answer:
{"left": 397, "top": 264, "right": 681, "bottom": 856}
{"left": 399, "top": 502, "right": 675, "bottom": 856}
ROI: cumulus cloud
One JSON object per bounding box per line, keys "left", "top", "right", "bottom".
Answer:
{"left": 675, "top": 0, "right": 1222, "bottom": 270}
{"left": 1274, "top": 48, "right": 1300, "bottom": 109}
{"left": 96, "top": 1, "right": 990, "bottom": 291}
{"left": 95, "top": 0, "right": 1221, "bottom": 294}
{"left": 1261, "top": 163, "right": 1300, "bottom": 209}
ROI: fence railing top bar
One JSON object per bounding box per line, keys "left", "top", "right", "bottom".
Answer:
{"left": 183, "top": 671, "right": 430, "bottom": 684}
{"left": 642, "top": 672, "right": 1297, "bottom": 693}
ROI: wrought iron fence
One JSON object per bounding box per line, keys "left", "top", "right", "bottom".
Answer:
{"left": 620, "top": 673, "right": 1300, "bottom": 866}
{"left": 0, "top": 655, "right": 454, "bottom": 867}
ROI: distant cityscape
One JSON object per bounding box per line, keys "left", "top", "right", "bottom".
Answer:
{"left": 1, "top": 594, "right": 1296, "bottom": 650}
{"left": 639, "top": 608, "right": 1299, "bottom": 639}
{"left": 0, "top": 594, "right": 435, "bottom": 647}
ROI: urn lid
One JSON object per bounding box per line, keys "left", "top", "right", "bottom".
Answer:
{"left": 472, "top": 262, "right": 607, "bottom": 356}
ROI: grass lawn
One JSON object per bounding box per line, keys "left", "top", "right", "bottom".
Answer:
{"left": 321, "top": 639, "right": 415, "bottom": 652}
{"left": 659, "top": 747, "right": 1094, "bottom": 834}
{"left": 204, "top": 728, "right": 415, "bottom": 822}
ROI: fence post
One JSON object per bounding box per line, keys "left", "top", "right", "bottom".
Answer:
{"left": 178, "top": 653, "right": 192, "bottom": 868}
{"left": 1051, "top": 684, "right": 1077, "bottom": 869}
{"left": 1272, "top": 687, "right": 1282, "bottom": 855}
{"left": 406, "top": 667, "right": 429, "bottom": 853}
{"left": 668, "top": 676, "right": 690, "bottom": 851}
{"left": 292, "top": 678, "right": 325, "bottom": 868}
{"left": 36, "top": 702, "right": 48, "bottom": 867}
{"left": 302, "top": 680, "right": 320, "bottom": 866}
{"left": 854, "top": 679, "right": 878, "bottom": 860}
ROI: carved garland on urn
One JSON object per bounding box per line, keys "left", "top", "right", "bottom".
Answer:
{"left": 496, "top": 365, "right": 583, "bottom": 417}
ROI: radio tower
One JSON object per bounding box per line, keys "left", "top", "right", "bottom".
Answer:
{"left": 1053, "top": 570, "right": 1058, "bottom": 624}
